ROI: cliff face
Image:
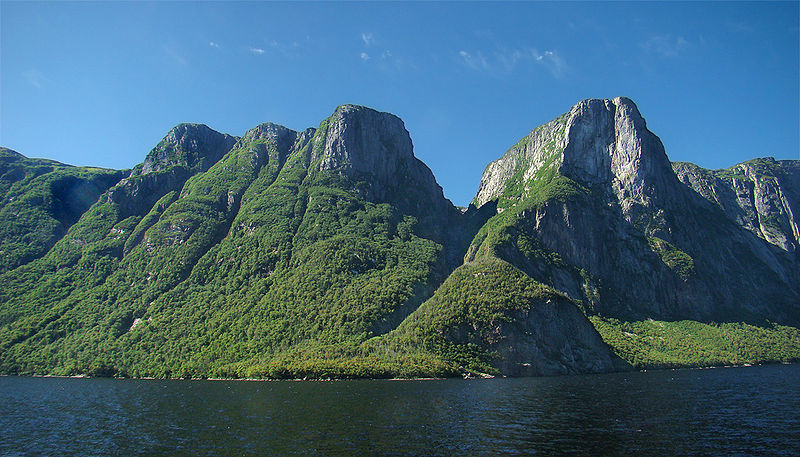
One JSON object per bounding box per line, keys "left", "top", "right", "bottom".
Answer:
{"left": 470, "top": 97, "right": 799, "bottom": 325}
{"left": 673, "top": 159, "right": 800, "bottom": 254}
{"left": 108, "top": 124, "right": 238, "bottom": 218}
{"left": 138, "top": 123, "right": 238, "bottom": 175}
{"left": 476, "top": 97, "right": 678, "bottom": 211}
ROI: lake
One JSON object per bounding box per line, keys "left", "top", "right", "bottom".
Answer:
{"left": 2, "top": 364, "right": 799, "bottom": 456}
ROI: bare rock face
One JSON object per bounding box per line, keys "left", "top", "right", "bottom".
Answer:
{"left": 491, "top": 295, "right": 624, "bottom": 376}
{"left": 472, "top": 97, "right": 800, "bottom": 325}
{"left": 674, "top": 159, "right": 800, "bottom": 254}
{"left": 316, "top": 105, "right": 413, "bottom": 178}
{"left": 314, "top": 105, "right": 449, "bottom": 211}
{"left": 475, "top": 97, "right": 676, "bottom": 211}
{"left": 312, "top": 105, "right": 473, "bottom": 262}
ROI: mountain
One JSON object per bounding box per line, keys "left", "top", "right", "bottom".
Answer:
{"left": 469, "top": 97, "right": 798, "bottom": 325}
{"left": 0, "top": 99, "right": 798, "bottom": 379}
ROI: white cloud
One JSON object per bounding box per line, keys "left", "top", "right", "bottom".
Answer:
{"left": 209, "top": 41, "right": 220, "bottom": 48}
{"left": 538, "top": 50, "right": 566, "bottom": 77}
{"left": 458, "top": 47, "right": 566, "bottom": 77}
{"left": 641, "top": 35, "right": 690, "bottom": 57}
{"left": 263, "top": 39, "right": 307, "bottom": 57}
{"left": 360, "top": 52, "right": 370, "bottom": 61}
{"left": 361, "top": 32, "right": 375, "bottom": 46}
{"left": 249, "top": 47, "right": 265, "bottom": 55}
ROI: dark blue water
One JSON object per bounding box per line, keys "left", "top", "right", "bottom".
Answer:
{"left": 2, "top": 364, "right": 799, "bottom": 456}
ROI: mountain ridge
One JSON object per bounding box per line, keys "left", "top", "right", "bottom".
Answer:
{"left": 0, "top": 98, "right": 797, "bottom": 379}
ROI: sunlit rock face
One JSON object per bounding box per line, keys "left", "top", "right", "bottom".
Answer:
{"left": 472, "top": 97, "right": 800, "bottom": 325}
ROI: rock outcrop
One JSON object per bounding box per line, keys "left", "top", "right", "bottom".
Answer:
{"left": 312, "top": 105, "right": 479, "bottom": 271}
{"left": 314, "top": 106, "right": 461, "bottom": 237}
{"left": 475, "top": 97, "right": 677, "bottom": 210}
{"left": 139, "top": 123, "right": 238, "bottom": 175}
{"left": 673, "top": 159, "right": 800, "bottom": 254}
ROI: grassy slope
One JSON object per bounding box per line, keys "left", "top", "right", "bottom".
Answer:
{"left": 378, "top": 257, "right": 569, "bottom": 375}
{"left": 590, "top": 317, "right": 800, "bottom": 370}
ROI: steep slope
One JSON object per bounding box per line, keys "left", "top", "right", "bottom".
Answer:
{"left": 382, "top": 257, "right": 623, "bottom": 376}
{"left": 673, "top": 158, "right": 800, "bottom": 254}
{"left": 0, "top": 124, "right": 236, "bottom": 338}
{"left": 469, "top": 97, "right": 799, "bottom": 325}
{"left": 0, "top": 148, "right": 126, "bottom": 274}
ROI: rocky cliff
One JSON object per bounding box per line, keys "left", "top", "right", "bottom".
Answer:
{"left": 470, "top": 97, "right": 799, "bottom": 325}
{"left": 673, "top": 158, "right": 800, "bottom": 254}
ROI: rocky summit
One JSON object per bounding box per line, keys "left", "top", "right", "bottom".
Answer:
{"left": 0, "top": 98, "right": 798, "bottom": 379}
{"left": 470, "top": 97, "right": 798, "bottom": 324}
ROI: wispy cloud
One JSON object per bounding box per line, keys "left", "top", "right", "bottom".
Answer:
{"left": 261, "top": 38, "right": 308, "bottom": 57}
{"left": 249, "top": 47, "right": 265, "bottom": 55}
{"left": 209, "top": 41, "right": 220, "bottom": 49}
{"left": 357, "top": 32, "right": 408, "bottom": 70}
{"left": 640, "top": 35, "right": 690, "bottom": 57}
{"left": 163, "top": 45, "right": 188, "bottom": 65}
{"left": 361, "top": 32, "right": 375, "bottom": 46}
{"left": 458, "top": 50, "right": 490, "bottom": 71}
{"left": 458, "top": 47, "right": 567, "bottom": 78}
{"left": 22, "top": 70, "right": 46, "bottom": 88}
{"left": 535, "top": 50, "right": 566, "bottom": 77}
{"left": 359, "top": 48, "right": 413, "bottom": 71}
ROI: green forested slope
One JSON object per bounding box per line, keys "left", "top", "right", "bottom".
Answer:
{"left": 0, "top": 107, "right": 477, "bottom": 378}
{"left": 381, "top": 257, "right": 622, "bottom": 376}
{"left": 590, "top": 317, "right": 800, "bottom": 369}
{"left": 0, "top": 148, "right": 126, "bottom": 274}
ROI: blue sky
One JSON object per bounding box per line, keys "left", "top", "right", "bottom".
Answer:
{"left": 2, "top": 2, "right": 798, "bottom": 206}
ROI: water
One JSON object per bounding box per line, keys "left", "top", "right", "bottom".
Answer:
{"left": 1, "top": 364, "right": 799, "bottom": 456}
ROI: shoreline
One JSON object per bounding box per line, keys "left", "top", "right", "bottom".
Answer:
{"left": 2, "top": 360, "right": 796, "bottom": 382}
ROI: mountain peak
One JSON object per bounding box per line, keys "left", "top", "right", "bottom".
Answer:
{"left": 474, "top": 96, "right": 674, "bottom": 208}
{"left": 138, "top": 123, "right": 238, "bottom": 175}
{"left": 241, "top": 122, "right": 297, "bottom": 142}
{"left": 561, "top": 96, "right": 673, "bottom": 201}
{"left": 315, "top": 105, "right": 414, "bottom": 177}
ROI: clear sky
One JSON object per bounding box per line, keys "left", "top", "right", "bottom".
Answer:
{"left": 2, "top": 1, "right": 798, "bottom": 206}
